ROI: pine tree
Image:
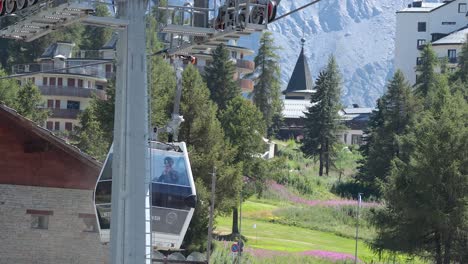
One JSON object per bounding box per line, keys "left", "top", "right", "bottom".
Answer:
{"left": 73, "top": 105, "right": 108, "bottom": 161}
{"left": 220, "top": 96, "right": 266, "bottom": 162}
{"left": 455, "top": 34, "right": 468, "bottom": 83}
{"left": 179, "top": 65, "right": 242, "bottom": 247}
{"left": 415, "top": 44, "right": 438, "bottom": 97}
{"left": 253, "top": 32, "right": 283, "bottom": 137}
{"left": 219, "top": 96, "right": 266, "bottom": 234}
{"left": 371, "top": 85, "right": 468, "bottom": 264}
{"left": 203, "top": 44, "right": 240, "bottom": 111}
{"left": 149, "top": 57, "right": 176, "bottom": 129}
{"left": 0, "top": 67, "right": 20, "bottom": 107}
{"left": 15, "top": 82, "right": 49, "bottom": 125}
{"left": 93, "top": 80, "right": 116, "bottom": 144}
{"left": 81, "top": 4, "right": 112, "bottom": 50}
{"left": 356, "top": 70, "right": 417, "bottom": 197}
{"left": 301, "top": 56, "right": 343, "bottom": 176}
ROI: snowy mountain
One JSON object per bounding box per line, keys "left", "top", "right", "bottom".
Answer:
{"left": 238, "top": 0, "right": 427, "bottom": 107}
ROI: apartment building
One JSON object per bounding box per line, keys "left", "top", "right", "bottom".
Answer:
{"left": 395, "top": 0, "right": 468, "bottom": 84}
{"left": 12, "top": 39, "right": 116, "bottom": 132}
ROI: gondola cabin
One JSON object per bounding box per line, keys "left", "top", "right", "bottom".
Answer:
{"left": 94, "top": 142, "right": 197, "bottom": 250}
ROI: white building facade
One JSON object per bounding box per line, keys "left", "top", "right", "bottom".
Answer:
{"left": 395, "top": 0, "right": 468, "bottom": 84}
{"left": 13, "top": 41, "right": 115, "bottom": 132}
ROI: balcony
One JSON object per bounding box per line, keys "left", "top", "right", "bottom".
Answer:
{"left": 12, "top": 61, "right": 109, "bottom": 80}
{"left": 71, "top": 50, "right": 116, "bottom": 60}
{"left": 438, "top": 57, "right": 458, "bottom": 65}
{"left": 50, "top": 108, "right": 81, "bottom": 119}
{"left": 236, "top": 59, "right": 255, "bottom": 74}
{"left": 239, "top": 79, "right": 254, "bottom": 92}
{"left": 39, "top": 86, "right": 106, "bottom": 100}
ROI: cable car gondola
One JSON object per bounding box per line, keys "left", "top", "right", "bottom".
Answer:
{"left": 94, "top": 141, "right": 197, "bottom": 250}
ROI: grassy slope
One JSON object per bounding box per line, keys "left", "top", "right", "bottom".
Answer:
{"left": 212, "top": 141, "right": 425, "bottom": 263}
{"left": 215, "top": 201, "right": 378, "bottom": 262}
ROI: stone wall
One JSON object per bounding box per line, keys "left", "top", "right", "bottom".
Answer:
{"left": 0, "top": 184, "right": 109, "bottom": 264}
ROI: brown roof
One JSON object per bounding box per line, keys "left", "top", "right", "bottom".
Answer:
{"left": 0, "top": 103, "right": 102, "bottom": 189}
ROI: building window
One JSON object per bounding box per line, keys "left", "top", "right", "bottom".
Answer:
{"left": 105, "top": 64, "right": 112, "bottom": 73}
{"left": 67, "top": 100, "right": 80, "bottom": 110}
{"left": 459, "top": 3, "right": 466, "bottom": 13}
{"left": 448, "top": 49, "right": 457, "bottom": 63}
{"left": 343, "top": 134, "right": 348, "bottom": 144}
{"left": 65, "top": 122, "right": 73, "bottom": 131}
{"left": 417, "top": 39, "right": 426, "bottom": 50}
{"left": 55, "top": 100, "right": 60, "bottom": 109}
{"left": 54, "top": 122, "right": 60, "bottom": 131}
{"left": 58, "top": 77, "right": 63, "bottom": 86}
{"left": 31, "top": 215, "right": 49, "bottom": 229}
{"left": 27, "top": 209, "right": 52, "bottom": 230}
{"left": 49, "top": 77, "right": 56, "bottom": 86}
{"left": 78, "top": 79, "right": 83, "bottom": 88}
{"left": 231, "top": 51, "right": 238, "bottom": 59}
{"left": 442, "top": 22, "right": 456, "bottom": 25}
{"left": 43, "top": 77, "right": 48, "bottom": 86}
{"left": 28, "top": 77, "right": 35, "bottom": 84}
{"left": 67, "top": 78, "right": 75, "bottom": 87}
{"left": 418, "top": 22, "right": 426, "bottom": 32}
{"left": 47, "top": 99, "right": 53, "bottom": 108}
{"left": 416, "top": 57, "right": 423, "bottom": 65}
{"left": 96, "top": 84, "right": 104, "bottom": 90}
{"left": 351, "top": 134, "right": 362, "bottom": 145}
{"left": 46, "top": 121, "right": 53, "bottom": 130}
{"left": 88, "top": 81, "right": 91, "bottom": 88}
{"left": 79, "top": 214, "right": 98, "bottom": 232}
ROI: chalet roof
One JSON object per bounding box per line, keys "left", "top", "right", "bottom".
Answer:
{"left": 0, "top": 104, "right": 100, "bottom": 169}
{"left": 397, "top": 1, "right": 445, "bottom": 13}
{"left": 339, "top": 107, "right": 373, "bottom": 130}
{"left": 432, "top": 26, "right": 468, "bottom": 45}
{"left": 283, "top": 99, "right": 313, "bottom": 119}
{"left": 101, "top": 32, "right": 118, "bottom": 50}
{"left": 0, "top": 103, "right": 101, "bottom": 189}
{"left": 283, "top": 46, "right": 314, "bottom": 94}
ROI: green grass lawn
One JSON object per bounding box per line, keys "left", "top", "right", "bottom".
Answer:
{"left": 215, "top": 200, "right": 425, "bottom": 263}
{"left": 216, "top": 215, "right": 378, "bottom": 262}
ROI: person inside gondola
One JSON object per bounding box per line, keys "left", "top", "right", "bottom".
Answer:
{"left": 158, "top": 157, "right": 180, "bottom": 184}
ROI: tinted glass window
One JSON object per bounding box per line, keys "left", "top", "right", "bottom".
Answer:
{"left": 96, "top": 204, "right": 111, "bottom": 230}
{"left": 151, "top": 151, "right": 190, "bottom": 187}
{"left": 418, "top": 22, "right": 426, "bottom": 32}
{"left": 67, "top": 100, "right": 80, "bottom": 110}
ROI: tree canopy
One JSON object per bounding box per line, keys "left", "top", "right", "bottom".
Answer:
{"left": 253, "top": 31, "right": 283, "bottom": 137}
{"left": 301, "top": 55, "right": 343, "bottom": 176}
{"left": 203, "top": 44, "right": 240, "bottom": 111}
{"left": 356, "top": 70, "right": 418, "bottom": 197}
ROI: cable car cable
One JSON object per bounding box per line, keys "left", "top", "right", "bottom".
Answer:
{"left": 270, "top": 0, "right": 322, "bottom": 23}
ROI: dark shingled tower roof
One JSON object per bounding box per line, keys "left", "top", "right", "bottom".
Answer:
{"left": 283, "top": 38, "right": 314, "bottom": 94}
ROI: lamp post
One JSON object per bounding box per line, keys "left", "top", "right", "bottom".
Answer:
{"left": 354, "top": 193, "right": 362, "bottom": 264}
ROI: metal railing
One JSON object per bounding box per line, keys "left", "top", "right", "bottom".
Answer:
{"left": 12, "top": 60, "right": 110, "bottom": 79}
{"left": 39, "top": 85, "right": 107, "bottom": 100}
{"left": 71, "top": 49, "right": 115, "bottom": 59}
{"left": 50, "top": 108, "right": 81, "bottom": 119}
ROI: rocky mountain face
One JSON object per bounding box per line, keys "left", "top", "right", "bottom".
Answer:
{"left": 239, "top": 0, "right": 421, "bottom": 107}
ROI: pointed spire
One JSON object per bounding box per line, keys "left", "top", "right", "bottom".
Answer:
{"left": 284, "top": 37, "right": 313, "bottom": 93}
